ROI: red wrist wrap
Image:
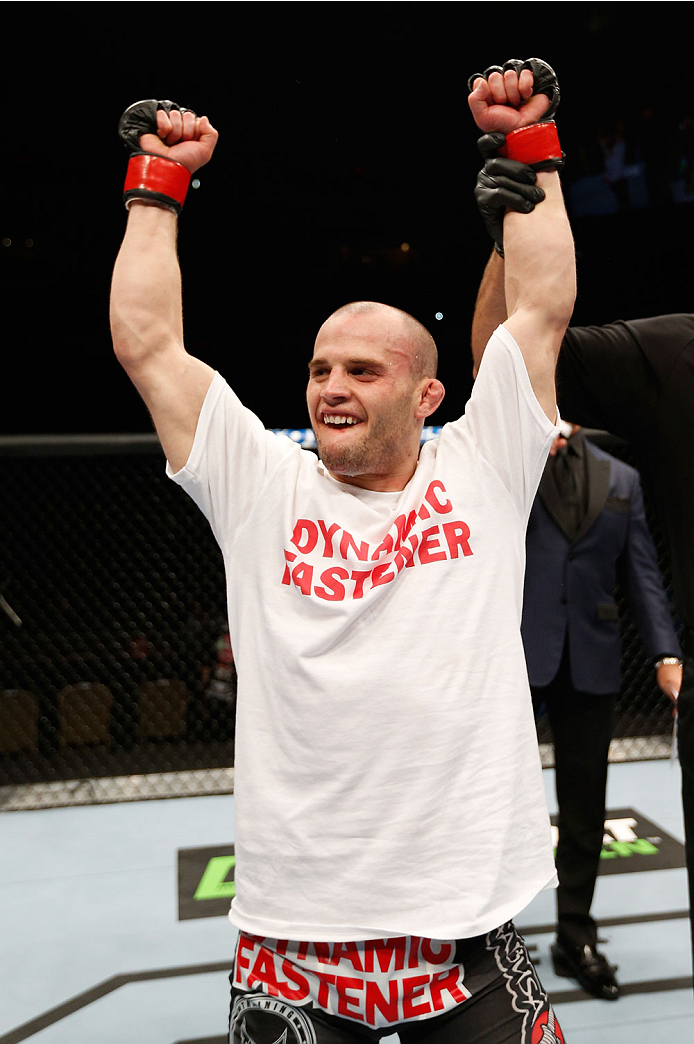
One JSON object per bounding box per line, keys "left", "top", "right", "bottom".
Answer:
{"left": 498, "top": 122, "right": 562, "bottom": 166}
{"left": 123, "top": 154, "right": 191, "bottom": 212}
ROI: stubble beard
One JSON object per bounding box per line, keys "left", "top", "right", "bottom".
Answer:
{"left": 315, "top": 402, "right": 415, "bottom": 479}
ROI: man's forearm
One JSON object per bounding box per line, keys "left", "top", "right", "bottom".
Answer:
{"left": 470, "top": 175, "right": 575, "bottom": 382}
{"left": 110, "top": 202, "right": 184, "bottom": 370}
{"left": 499, "top": 170, "right": 575, "bottom": 421}
{"left": 470, "top": 250, "right": 507, "bottom": 376}
{"left": 504, "top": 171, "right": 576, "bottom": 331}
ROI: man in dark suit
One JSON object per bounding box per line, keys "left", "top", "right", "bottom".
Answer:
{"left": 522, "top": 423, "right": 683, "bottom": 1000}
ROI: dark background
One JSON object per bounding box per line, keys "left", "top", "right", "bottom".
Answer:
{"left": 3, "top": 2, "right": 694, "bottom": 435}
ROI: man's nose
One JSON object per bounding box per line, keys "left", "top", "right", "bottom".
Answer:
{"left": 321, "top": 370, "right": 349, "bottom": 402}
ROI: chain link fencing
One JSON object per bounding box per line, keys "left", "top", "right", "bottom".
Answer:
{"left": 0, "top": 430, "right": 680, "bottom": 810}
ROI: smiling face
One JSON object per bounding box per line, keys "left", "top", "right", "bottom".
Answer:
{"left": 306, "top": 304, "right": 444, "bottom": 490}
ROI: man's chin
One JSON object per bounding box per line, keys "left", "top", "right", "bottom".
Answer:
{"left": 318, "top": 451, "right": 364, "bottom": 478}
{"left": 314, "top": 431, "right": 359, "bottom": 469}
{"left": 314, "top": 437, "right": 368, "bottom": 476}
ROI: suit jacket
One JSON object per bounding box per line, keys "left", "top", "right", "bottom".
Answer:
{"left": 522, "top": 436, "right": 681, "bottom": 694}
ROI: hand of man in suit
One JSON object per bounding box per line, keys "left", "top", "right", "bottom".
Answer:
{"left": 656, "top": 661, "right": 682, "bottom": 704}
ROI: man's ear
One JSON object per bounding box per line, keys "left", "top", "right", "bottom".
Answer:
{"left": 415, "top": 379, "right": 445, "bottom": 419}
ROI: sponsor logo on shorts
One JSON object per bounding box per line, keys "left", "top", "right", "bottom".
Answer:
{"left": 233, "top": 934, "right": 470, "bottom": 1029}
{"left": 230, "top": 993, "right": 317, "bottom": 1044}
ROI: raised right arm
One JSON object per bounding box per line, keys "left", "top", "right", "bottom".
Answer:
{"left": 468, "top": 66, "right": 576, "bottom": 422}
{"left": 109, "top": 104, "right": 218, "bottom": 473}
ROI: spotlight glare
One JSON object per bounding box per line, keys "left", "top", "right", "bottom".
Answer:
{"left": 435, "top": 312, "right": 443, "bottom": 321}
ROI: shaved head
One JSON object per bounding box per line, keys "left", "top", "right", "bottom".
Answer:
{"left": 322, "top": 301, "right": 438, "bottom": 379}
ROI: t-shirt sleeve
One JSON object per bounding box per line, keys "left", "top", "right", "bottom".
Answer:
{"left": 454, "top": 324, "right": 559, "bottom": 518}
{"left": 165, "top": 372, "right": 296, "bottom": 548}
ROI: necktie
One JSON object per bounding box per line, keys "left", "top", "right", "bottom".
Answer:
{"left": 554, "top": 445, "right": 584, "bottom": 537}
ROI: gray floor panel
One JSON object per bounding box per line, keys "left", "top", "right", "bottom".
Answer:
{"left": 35, "top": 974, "right": 232, "bottom": 1044}
{"left": 552, "top": 994, "right": 694, "bottom": 1038}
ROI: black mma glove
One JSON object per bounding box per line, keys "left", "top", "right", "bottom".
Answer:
{"left": 469, "top": 59, "right": 565, "bottom": 256}
{"left": 474, "top": 134, "right": 547, "bottom": 257}
{"left": 118, "top": 99, "right": 194, "bottom": 214}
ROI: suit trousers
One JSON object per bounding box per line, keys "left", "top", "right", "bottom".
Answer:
{"left": 677, "top": 626, "right": 694, "bottom": 975}
{"left": 531, "top": 642, "right": 616, "bottom": 950}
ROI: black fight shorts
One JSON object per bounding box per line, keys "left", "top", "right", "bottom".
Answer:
{"left": 228, "top": 923, "right": 564, "bottom": 1044}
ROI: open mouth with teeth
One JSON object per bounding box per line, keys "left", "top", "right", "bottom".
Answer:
{"left": 322, "top": 414, "right": 362, "bottom": 429}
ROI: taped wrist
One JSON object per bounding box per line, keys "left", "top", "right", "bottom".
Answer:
{"left": 498, "top": 122, "right": 564, "bottom": 172}
{"left": 123, "top": 153, "right": 191, "bottom": 214}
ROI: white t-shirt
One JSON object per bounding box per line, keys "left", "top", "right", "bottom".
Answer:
{"left": 168, "top": 324, "right": 559, "bottom": 942}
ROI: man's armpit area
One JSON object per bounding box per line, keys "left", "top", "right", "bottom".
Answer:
{"left": 144, "top": 363, "right": 217, "bottom": 474}
{"left": 501, "top": 316, "right": 561, "bottom": 423}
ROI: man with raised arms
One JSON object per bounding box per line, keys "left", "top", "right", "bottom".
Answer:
{"left": 111, "top": 60, "right": 573, "bottom": 1044}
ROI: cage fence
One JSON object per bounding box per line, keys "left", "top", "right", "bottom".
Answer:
{"left": 0, "top": 430, "right": 680, "bottom": 811}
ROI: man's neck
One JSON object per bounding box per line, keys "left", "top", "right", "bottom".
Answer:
{"left": 327, "top": 460, "right": 419, "bottom": 493}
